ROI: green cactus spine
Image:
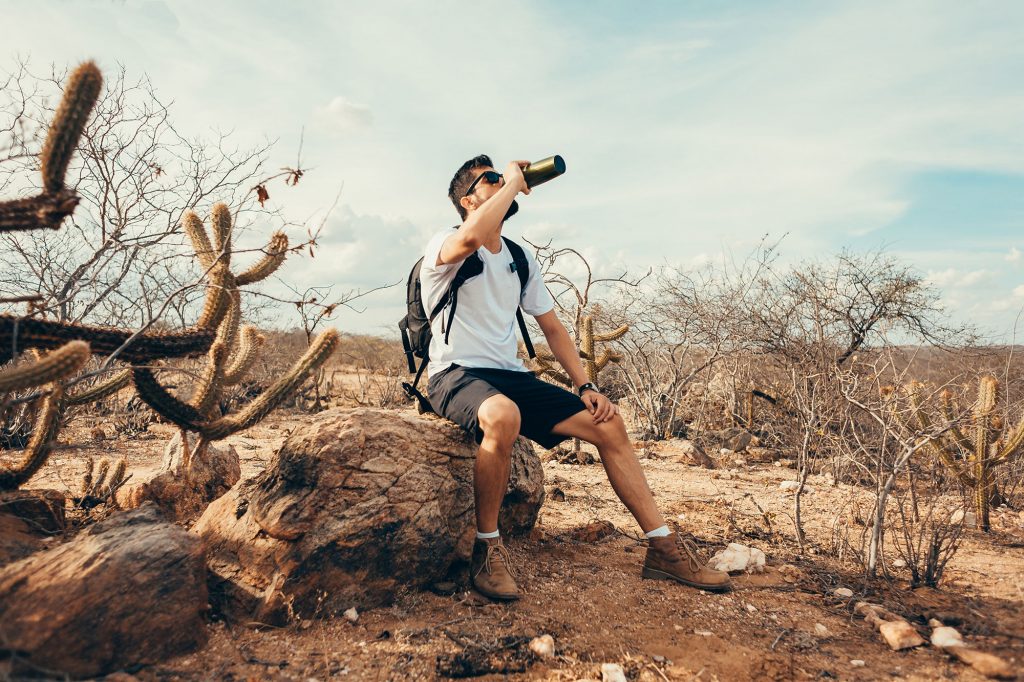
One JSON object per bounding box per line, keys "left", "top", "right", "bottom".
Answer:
{"left": 908, "top": 375, "right": 1024, "bottom": 531}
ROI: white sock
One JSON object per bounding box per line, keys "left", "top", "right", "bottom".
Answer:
{"left": 476, "top": 529, "right": 500, "bottom": 540}
{"left": 644, "top": 525, "right": 671, "bottom": 538}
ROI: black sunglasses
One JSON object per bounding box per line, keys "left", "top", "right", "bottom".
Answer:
{"left": 463, "top": 170, "right": 503, "bottom": 197}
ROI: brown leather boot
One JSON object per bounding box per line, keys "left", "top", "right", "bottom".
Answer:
{"left": 642, "top": 532, "right": 731, "bottom": 592}
{"left": 470, "top": 537, "right": 521, "bottom": 601}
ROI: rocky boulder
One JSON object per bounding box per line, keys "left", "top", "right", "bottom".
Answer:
{"left": 193, "top": 407, "right": 544, "bottom": 625}
{"left": 0, "top": 505, "right": 207, "bottom": 678}
{"left": 118, "top": 431, "right": 240, "bottom": 521}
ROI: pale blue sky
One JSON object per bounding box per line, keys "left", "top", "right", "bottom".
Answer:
{"left": 4, "top": 0, "right": 1024, "bottom": 338}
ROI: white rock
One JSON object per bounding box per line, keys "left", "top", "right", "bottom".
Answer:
{"left": 879, "top": 620, "right": 925, "bottom": 650}
{"left": 834, "top": 588, "right": 854, "bottom": 598}
{"left": 850, "top": 660, "right": 865, "bottom": 667}
{"left": 745, "top": 603, "right": 758, "bottom": 614}
{"left": 734, "top": 459, "right": 746, "bottom": 467}
{"left": 815, "top": 623, "right": 829, "bottom": 637}
{"left": 529, "top": 634, "right": 555, "bottom": 658}
{"left": 343, "top": 607, "right": 359, "bottom": 623}
{"left": 709, "top": 542, "right": 767, "bottom": 574}
{"left": 694, "top": 629, "right": 713, "bottom": 637}
{"left": 676, "top": 513, "right": 686, "bottom": 521}
{"left": 892, "top": 559, "right": 907, "bottom": 568}
{"left": 601, "top": 663, "right": 628, "bottom": 682}
{"left": 950, "top": 509, "right": 977, "bottom": 527}
{"left": 720, "top": 448, "right": 734, "bottom": 455}
{"left": 778, "top": 480, "right": 814, "bottom": 494}
{"left": 930, "top": 626, "right": 964, "bottom": 648}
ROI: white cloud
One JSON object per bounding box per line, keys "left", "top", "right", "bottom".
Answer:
{"left": 1006, "top": 247, "right": 1021, "bottom": 262}
{"left": 313, "top": 96, "right": 373, "bottom": 133}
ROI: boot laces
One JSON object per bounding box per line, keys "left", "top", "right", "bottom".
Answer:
{"left": 476, "top": 542, "right": 516, "bottom": 579}
{"left": 675, "top": 535, "right": 704, "bottom": 573}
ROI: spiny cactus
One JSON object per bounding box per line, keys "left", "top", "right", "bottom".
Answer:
{"left": 78, "top": 456, "right": 128, "bottom": 506}
{"left": 0, "top": 384, "right": 66, "bottom": 490}
{"left": 0, "top": 316, "right": 215, "bottom": 365}
{"left": 532, "top": 314, "right": 627, "bottom": 388}
{"left": 0, "top": 340, "right": 89, "bottom": 393}
{"left": 907, "top": 376, "right": 1024, "bottom": 531}
{"left": 132, "top": 203, "right": 337, "bottom": 453}
{"left": 0, "top": 61, "right": 102, "bottom": 232}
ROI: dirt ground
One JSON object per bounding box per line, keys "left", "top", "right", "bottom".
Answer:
{"left": 17, "top": 406, "right": 1024, "bottom": 681}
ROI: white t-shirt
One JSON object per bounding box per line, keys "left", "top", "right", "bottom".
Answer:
{"left": 420, "top": 229, "right": 554, "bottom": 377}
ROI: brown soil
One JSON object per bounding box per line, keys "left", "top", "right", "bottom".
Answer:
{"left": 12, "top": 408, "right": 1024, "bottom": 681}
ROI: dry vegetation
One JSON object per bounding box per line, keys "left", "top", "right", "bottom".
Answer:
{"left": 0, "top": 59, "right": 1022, "bottom": 681}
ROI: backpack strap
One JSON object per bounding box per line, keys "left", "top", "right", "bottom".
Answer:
{"left": 501, "top": 237, "right": 536, "bottom": 359}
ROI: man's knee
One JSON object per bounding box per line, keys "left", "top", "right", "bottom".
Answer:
{"left": 590, "top": 412, "right": 630, "bottom": 450}
{"left": 478, "top": 395, "right": 521, "bottom": 445}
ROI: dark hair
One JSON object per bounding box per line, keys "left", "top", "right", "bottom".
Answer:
{"left": 448, "top": 154, "right": 493, "bottom": 220}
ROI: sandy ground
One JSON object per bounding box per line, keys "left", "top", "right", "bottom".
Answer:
{"left": 12, "top": 407, "right": 1024, "bottom": 681}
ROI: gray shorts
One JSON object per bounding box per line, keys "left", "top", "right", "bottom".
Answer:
{"left": 427, "top": 365, "right": 586, "bottom": 449}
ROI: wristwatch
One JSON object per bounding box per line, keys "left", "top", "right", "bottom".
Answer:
{"left": 577, "top": 382, "right": 599, "bottom": 396}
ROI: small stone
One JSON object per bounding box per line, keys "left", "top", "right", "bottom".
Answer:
{"left": 709, "top": 543, "right": 766, "bottom": 574}
{"left": 892, "top": 559, "right": 907, "bottom": 568}
{"left": 734, "top": 459, "right": 746, "bottom": 467}
{"left": 834, "top": 588, "right": 854, "bottom": 598}
{"left": 652, "top": 654, "right": 665, "bottom": 663}
{"left": 529, "top": 634, "right": 555, "bottom": 658}
{"left": 850, "top": 660, "right": 865, "bottom": 667}
{"left": 720, "top": 448, "right": 734, "bottom": 455}
{"left": 879, "top": 620, "right": 925, "bottom": 650}
{"left": 673, "top": 624, "right": 684, "bottom": 632}
{"left": 694, "top": 629, "right": 713, "bottom": 637}
{"left": 343, "top": 607, "right": 358, "bottom": 623}
{"left": 815, "top": 623, "right": 829, "bottom": 637}
{"left": 676, "top": 513, "right": 686, "bottom": 521}
{"left": 948, "top": 646, "right": 1016, "bottom": 679}
{"left": 601, "top": 662, "right": 628, "bottom": 682}
{"left": 930, "top": 626, "right": 964, "bottom": 648}
{"left": 779, "top": 480, "right": 814, "bottom": 493}
{"left": 773, "top": 461, "right": 783, "bottom": 467}
{"left": 745, "top": 603, "right": 757, "bottom": 614}
{"left": 299, "top": 619, "right": 313, "bottom": 630}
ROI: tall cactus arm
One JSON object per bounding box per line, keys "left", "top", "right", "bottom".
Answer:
{"left": 199, "top": 329, "right": 339, "bottom": 440}
{"left": 972, "top": 376, "right": 997, "bottom": 469}
{"left": 183, "top": 211, "right": 216, "bottom": 270}
{"left": 0, "top": 192, "right": 81, "bottom": 233}
{"left": 0, "top": 341, "right": 90, "bottom": 392}
{"left": 938, "top": 389, "right": 973, "bottom": 454}
{"left": 196, "top": 266, "right": 233, "bottom": 331}
{"left": 0, "top": 385, "right": 65, "bottom": 491}
{"left": 189, "top": 341, "right": 227, "bottom": 417}
{"left": 131, "top": 367, "right": 205, "bottom": 431}
{"left": 236, "top": 231, "right": 289, "bottom": 286}
{"left": 995, "top": 417, "right": 1024, "bottom": 463}
{"left": 592, "top": 324, "right": 629, "bottom": 343}
{"left": 40, "top": 61, "right": 103, "bottom": 193}
{"left": 0, "top": 316, "right": 214, "bottom": 364}
{"left": 222, "top": 326, "right": 265, "bottom": 386}
{"left": 65, "top": 368, "right": 131, "bottom": 406}
{"left": 209, "top": 202, "right": 233, "bottom": 259}
{"left": 907, "top": 386, "right": 974, "bottom": 486}
{"left": 533, "top": 355, "right": 573, "bottom": 387}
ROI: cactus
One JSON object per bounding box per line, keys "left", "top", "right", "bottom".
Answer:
{"left": 0, "top": 341, "right": 89, "bottom": 393}
{"left": 0, "top": 384, "right": 66, "bottom": 490}
{"left": 532, "top": 314, "right": 626, "bottom": 389}
{"left": 907, "top": 376, "right": 1024, "bottom": 531}
{"left": 0, "top": 61, "right": 102, "bottom": 232}
{"left": 78, "top": 456, "right": 128, "bottom": 506}
{"left": 0, "top": 316, "right": 215, "bottom": 365}
{"left": 132, "top": 203, "right": 338, "bottom": 452}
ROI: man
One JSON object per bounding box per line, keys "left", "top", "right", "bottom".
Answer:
{"left": 421, "top": 154, "right": 730, "bottom": 601}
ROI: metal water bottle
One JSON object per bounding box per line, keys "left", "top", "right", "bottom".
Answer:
{"left": 522, "top": 155, "right": 566, "bottom": 189}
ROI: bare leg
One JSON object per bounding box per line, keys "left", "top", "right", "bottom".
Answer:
{"left": 551, "top": 411, "right": 665, "bottom": 532}
{"left": 474, "top": 394, "right": 521, "bottom": 533}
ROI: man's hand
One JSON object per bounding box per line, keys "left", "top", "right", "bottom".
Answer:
{"left": 582, "top": 389, "right": 618, "bottom": 423}
{"left": 504, "top": 160, "right": 531, "bottom": 195}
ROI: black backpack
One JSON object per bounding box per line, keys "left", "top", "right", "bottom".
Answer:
{"left": 399, "top": 231, "right": 536, "bottom": 412}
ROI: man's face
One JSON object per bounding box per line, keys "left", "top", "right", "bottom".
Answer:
{"left": 463, "top": 166, "right": 518, "bottom": 221}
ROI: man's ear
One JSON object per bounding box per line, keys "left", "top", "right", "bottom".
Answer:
{"left": 460, "top": 195, "right": 475, "bottom": 214}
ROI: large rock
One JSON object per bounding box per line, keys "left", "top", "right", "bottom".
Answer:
{"left": 118, "top": 431, "right": 240, "bottom": 521}
{"left": 193, "top": 407, "right": 544, "bottom": 624}
{"left": 0, "top": 505, "right": 207, "bottom": 679}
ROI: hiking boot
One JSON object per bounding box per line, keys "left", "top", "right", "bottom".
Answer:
{"left": 642, "top": 532, "right": 731, "bottom": 592}
{"left": 470, "top": 537, "right": 521, "bottom": 601}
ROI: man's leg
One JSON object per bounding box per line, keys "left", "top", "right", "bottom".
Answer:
{"left": 470, "top": 394, "right": 522, "bottom": 600}
{"left": 550, "top": 410, "right": 731, "bottom": 592}
{"left": 550, "top": 411, "right": 664, "bottom": 532}
{"left": 474, "top": 394, "right": 521, "bottom": 533}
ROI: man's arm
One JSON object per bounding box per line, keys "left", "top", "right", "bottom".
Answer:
{"left": 534, "top": 310, "right": 617, "bottom": 422}
{"left": 437, "top": 160, "right": 530, "bottom": 266}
